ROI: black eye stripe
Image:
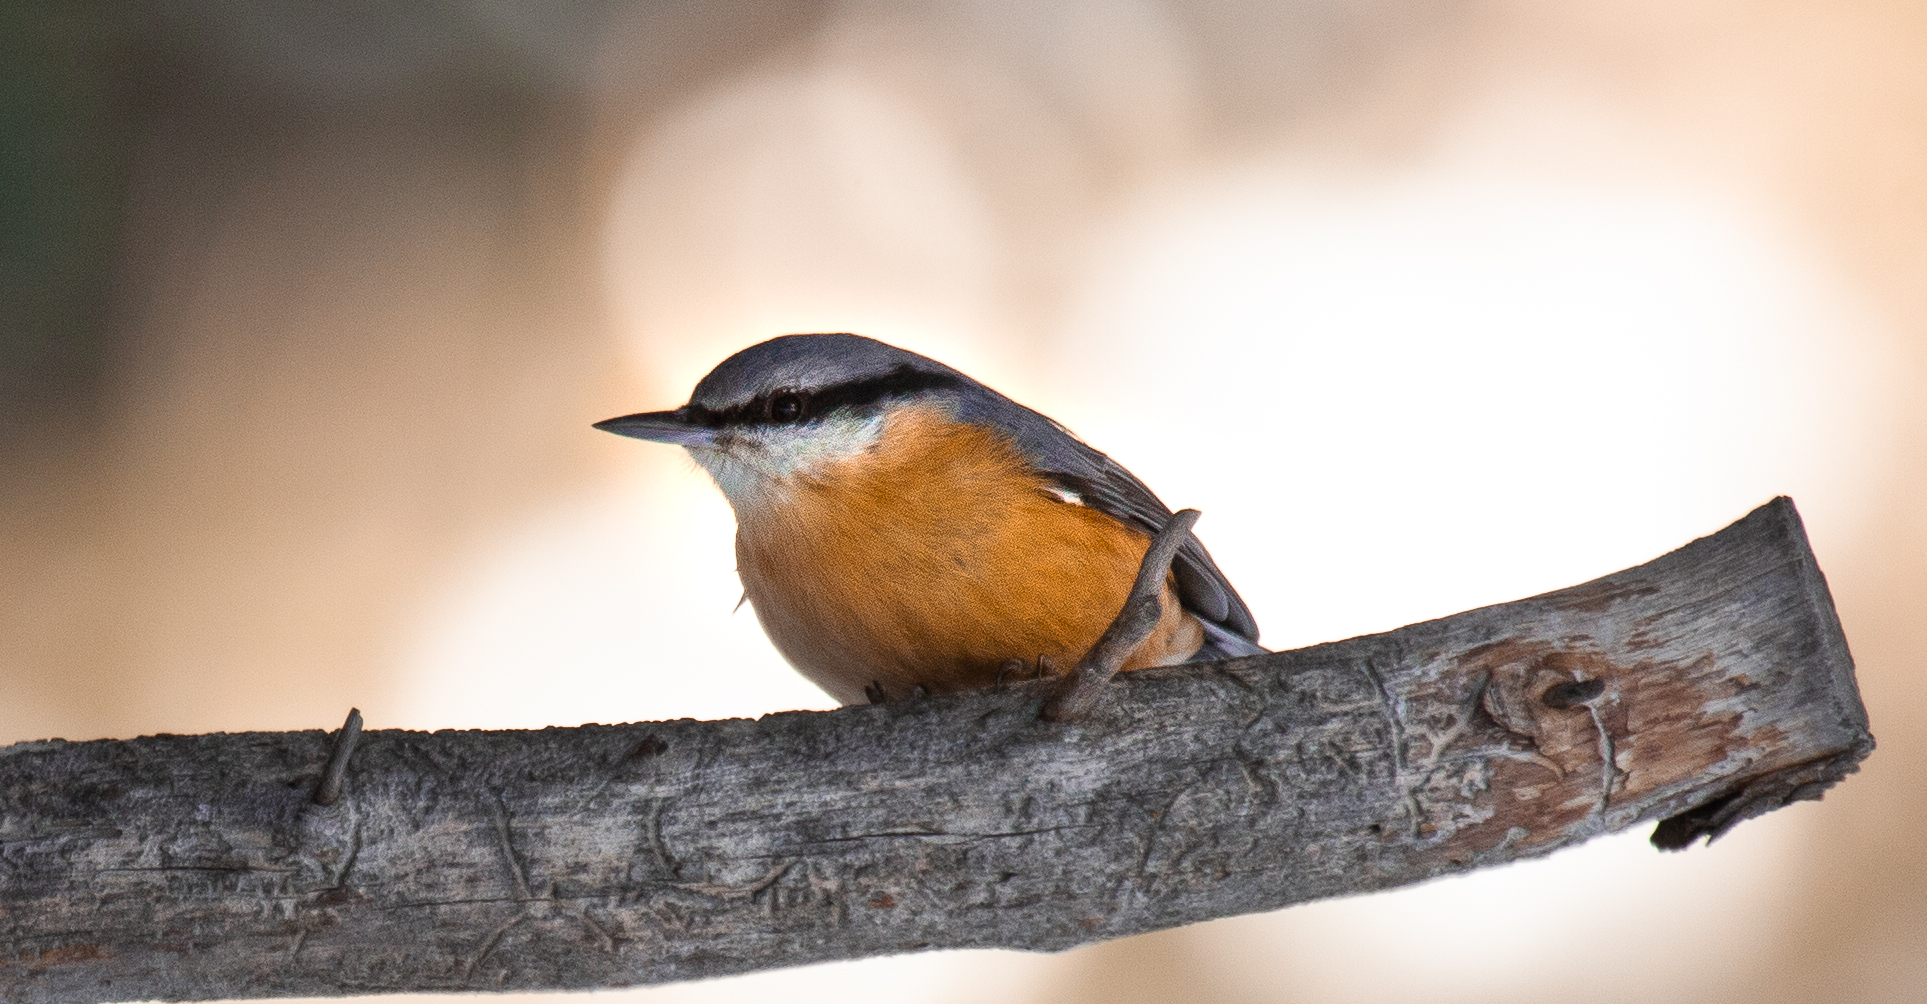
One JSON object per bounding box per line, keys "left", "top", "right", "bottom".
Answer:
{"left": 686, "top": 365, "right": 963, "bottom": 428}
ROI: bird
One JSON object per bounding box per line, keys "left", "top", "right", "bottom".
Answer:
{"left": 595, "top": 333, "right": 1263, "bottom": 706}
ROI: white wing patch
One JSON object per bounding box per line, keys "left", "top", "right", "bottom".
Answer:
{"left": 1042, "top": 484, "right": 1085, "bottom": 506}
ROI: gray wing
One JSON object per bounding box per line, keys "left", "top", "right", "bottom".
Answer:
{"left": 951, "top": 388, "right": 1264, "bottom": 654}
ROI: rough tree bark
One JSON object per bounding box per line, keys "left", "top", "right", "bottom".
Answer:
{"left": 0, "top": 497, "right": 1873, "bottom": 1003}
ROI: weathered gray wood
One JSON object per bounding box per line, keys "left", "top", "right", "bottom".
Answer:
{"left": 0, "top": 497, "right": 1873, "bottom": 1003}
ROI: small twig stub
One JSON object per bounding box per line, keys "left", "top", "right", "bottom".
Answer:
{"left": 311, "top": 707, "right": 363, "bottom": 807}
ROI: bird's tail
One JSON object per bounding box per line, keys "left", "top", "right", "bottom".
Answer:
{"left": 1193, "top": 618, "right": 1268, "bottom": 662}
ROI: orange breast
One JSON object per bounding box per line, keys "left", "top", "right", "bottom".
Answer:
{"left": 734, "top": 406, "right": 1203, "bottom": 704}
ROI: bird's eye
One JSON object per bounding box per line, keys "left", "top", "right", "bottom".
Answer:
{"left": 768, "top": 392, "right": 806, "bottom": 423}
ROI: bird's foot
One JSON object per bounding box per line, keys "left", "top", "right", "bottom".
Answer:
{"left": 996, "top": 655, "right": 1065, "bottom": 691}
{"left": 866, "top": 681, "right": 933, "bottom": 704}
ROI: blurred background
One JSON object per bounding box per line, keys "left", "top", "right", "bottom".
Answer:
{"left": 2, "top": 1, "right": 1923, "bottom": 1001}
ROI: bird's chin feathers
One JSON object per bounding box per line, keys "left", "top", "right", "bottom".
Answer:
{"left": 687, "top": 411, "right": 888, "bottom": 510}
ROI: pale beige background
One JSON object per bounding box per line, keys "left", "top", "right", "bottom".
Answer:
{"left": 3, "top": 3, "right": 1924, "bottom": 1002}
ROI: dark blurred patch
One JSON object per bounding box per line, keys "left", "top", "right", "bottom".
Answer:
{"left": 0, "top": 2, "right": 161, "bottom": 447}
{"left": 0, "top": 0, "right": 833, "bottom": 456}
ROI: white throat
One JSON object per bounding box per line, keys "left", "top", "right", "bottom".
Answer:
{"left": 686, "top": 411, "right": 888, "bottom": 509}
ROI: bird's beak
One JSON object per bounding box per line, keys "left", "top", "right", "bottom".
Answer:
{"left": 593, "top": 408, "right": 717, "bottom": 448}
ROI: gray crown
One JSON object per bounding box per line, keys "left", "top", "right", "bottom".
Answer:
{"left": 688, "top": 333, "right": 966, "bottom": 411}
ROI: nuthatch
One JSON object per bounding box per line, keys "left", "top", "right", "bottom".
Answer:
{"left": 595, "top": 333, "right": 1263, "bottom": 705}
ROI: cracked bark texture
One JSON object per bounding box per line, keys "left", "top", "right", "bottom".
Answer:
{"left": 0, "top": 497, "right": 1874, "bottom": 1003}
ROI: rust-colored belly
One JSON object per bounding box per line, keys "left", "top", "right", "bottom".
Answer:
{"left": 734, "top": 407, "right": 1201, "bottom": 705}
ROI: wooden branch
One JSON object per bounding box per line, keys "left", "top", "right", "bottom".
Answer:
{"left": 0, "top": 497, "right": 1872, "bottom": 1003}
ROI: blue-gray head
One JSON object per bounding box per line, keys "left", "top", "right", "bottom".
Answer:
{"left": 595, "top": 334, "right": 988, "bottom": 505}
